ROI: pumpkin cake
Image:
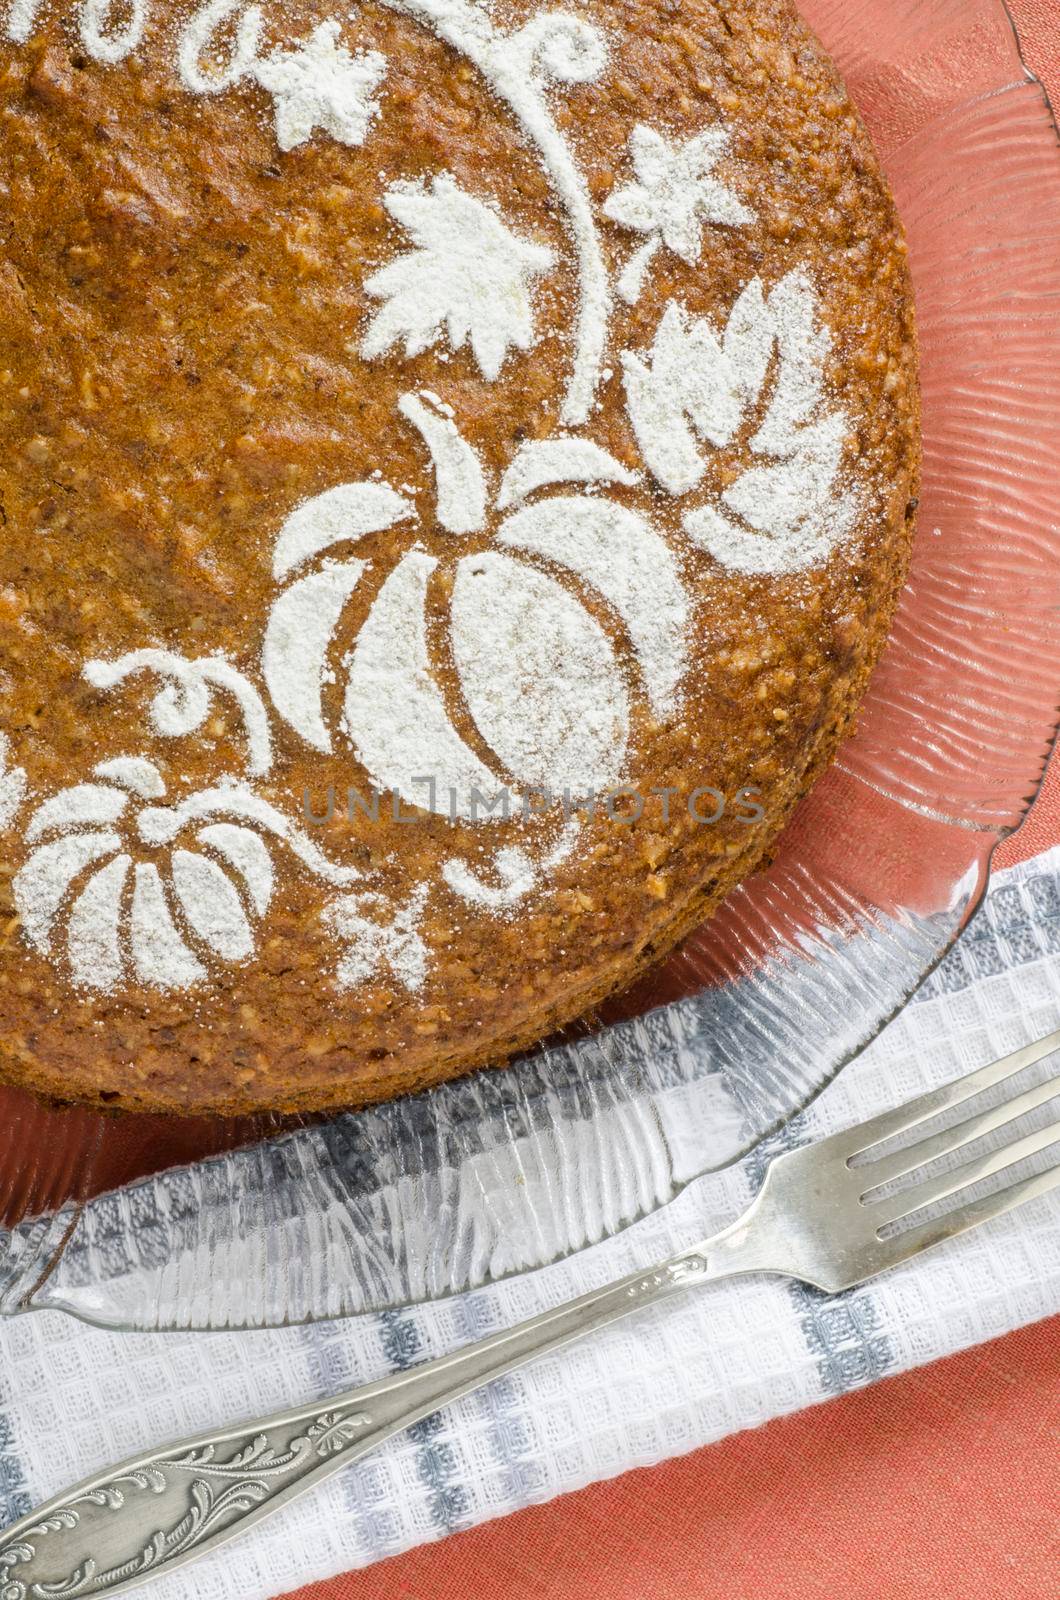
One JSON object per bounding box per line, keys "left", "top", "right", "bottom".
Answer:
{"left": 0, "top": 0, "right": 919, "bottom": 1114}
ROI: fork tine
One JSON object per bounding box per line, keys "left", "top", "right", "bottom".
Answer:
{"left": 870, "top": 1158, "right": 1060, "bottom": 1274}
{"left": 858, "top": 1072, "right": 1060, "bottom": 1190}
{"left": 869, "top": 1119, "right": 1060, "bottom": 1225}
{"left": 837, "top": 1028, "right": 1060, "bottom": 1162}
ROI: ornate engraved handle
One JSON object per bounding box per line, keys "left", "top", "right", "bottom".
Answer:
{"left": 0, "top": 1228, "right": 763, "bottom": 1599}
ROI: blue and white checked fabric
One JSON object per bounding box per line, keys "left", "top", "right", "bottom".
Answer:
{"left": 1, "top": 848, "right": 1059, "bottom": 1599}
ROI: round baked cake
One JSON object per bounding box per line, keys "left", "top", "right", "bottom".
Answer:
{"left": 0, "top": 0, "right": 919, "bottom": 1114}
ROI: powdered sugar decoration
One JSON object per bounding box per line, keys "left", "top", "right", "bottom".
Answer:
{"left": 83, "top": 650, "right": 275, "bottom": 777}
{"left": 325, "top": 886, "right": 430, "bottom": 994}
{"left": 136, "top": 784, "right": 362, "bottom": 888}
{"left": 0, "top": 734, "right": 27, "bottom": 833}
{"left": 623, "top": 288, "right": 772, "bottom": 497}
{"left": 496, "top": 439, "right": 640, "bottom": 510}
{"left": 605, "top": 124, "right": 754, "bottom": 305}
{"left": 450, "top": 550, "right": 628, "bottom": 795}
{"left": 252, "top": 20, "right": 386, "bottom": 154}
{"left": 272, "top": 482, "right": 413, "bottom": 581}
{"left": 175, "top": 0, "right": 263, "bottom": 94}
{"left": 178, "top": 5, "right": 385, "bottom": 151}
{"left": 0, "top": 3, "right": 869, "bottom": 1004}
{"left": 398, "top": 391, "right": 487, "bottom": 533}
{"left": 1, "top": 3, "right": 757, "bottom": 433}
{"left": 11, "top": 751, "right": 368, "bottom": 993}
{"left": 443, "top": 817, "right": 582, "bottom": 911}
{"left": 80, "top": 0, "right": 148, "bottom": 65}
{"left": 380, "top": 0, "right": 612, "bottom": 426}
{"left": 343, "top": 546, "right": 511, "bottom": 814}
{"left": 6, "top": 0, "right": 145, "bottom": 57}
{"left": 364, "top": 177, "right": 556, "bottom": 382}
{"left": 497, "top": 497, "right": 689, "bottom": 720}
{"left": 262, "top": 391, "right": 690, "bottom": 821}
{"left": 5, "top": 637, "right": 371, "bottom": 992}
{"left": 624, "top": 270, "right": 857, "bottom": 574}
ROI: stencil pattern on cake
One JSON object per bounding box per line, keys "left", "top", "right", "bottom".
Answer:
{"left": 0, "top": 1, "right": 870, "bottom": 1002}
{"left": 605, "top": 123, "right": 754, "bottom": 304}
{"left": 175, "top": 0, "right": 264, "bottom": 93}
{"left": 174, "top": 0, "right": 617, "bottom": 419}
{"left": 83, "top": 649, "right": 275, "bottom": 776}
{"left": 380, "top": 0, "right": 612, "bottom": 425}
{"left": 261, "top": 390, "right": 691, "bottom": 838}
{"left": 11, "top": 760, "right": 361, "bottom": 993}
{"left": 0, "top": 0, "right": 760, "bottom": 431}
{"left": 7, "top": 652, "right": 361, "bottom": 995}
{"left": 5, "top": 0, "right": 146, "bottom": 59}
{"left": 252, "top": 19, "right": 387, "bottom": 152}
{"left": 623, "top": 270, "right": 858, "bottom": 574}
{"left": 362, "top": 176, "right": 556, "bottom": 380}
{"left": 325, "top": 887, "right": 430, "bottom": 993}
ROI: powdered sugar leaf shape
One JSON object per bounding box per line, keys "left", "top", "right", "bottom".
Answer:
{"left": 4, "top": 0, "right": 615, "bottom": 424}
{"left": 362, "top": 176, "right": 556, "bottom": 381}
{"left": 623, "top": 270, "right": 858, "bottom": 574}
{"left": 176, "top": 0, "right": 386, "bottom": 150}
{"left": 622, "top": 284, "right": 773, "bottom": 496}
{"left": 605, "top": 123, "right": 754, "bottom": 304}
{"left": 262, "top": 393, "right": 691, "bottom": 824}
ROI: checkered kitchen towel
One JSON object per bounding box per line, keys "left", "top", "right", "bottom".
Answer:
{"left": 1, "top": 846, "right": 1058, "bottom": 1600}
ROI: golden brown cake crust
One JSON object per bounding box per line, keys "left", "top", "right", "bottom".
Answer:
{"left": 0, "top": 0, "right": 919, "bottom": 1114}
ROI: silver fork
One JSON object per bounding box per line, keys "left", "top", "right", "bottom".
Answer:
{"left": 4, "top": 1030, "right": 1059, "bottom": 1600}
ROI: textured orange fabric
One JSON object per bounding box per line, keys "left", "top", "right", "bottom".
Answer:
{"left": 997, "top": 750, "right": 1060, "bottom": 869}
{"left": 282, "top": 7, "right": 1060, "bottom": 1597}
{"left": 1004, "top": 0, "right": 1060, "bottom": 115}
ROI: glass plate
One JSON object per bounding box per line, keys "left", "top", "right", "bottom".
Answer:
{"left": 1, "top": 0, "right": 1059, "bottom": 1331}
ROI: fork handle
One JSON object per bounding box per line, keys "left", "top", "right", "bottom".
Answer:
{"left": 0, "top": 1227, "right": 761, "bottom": 1600}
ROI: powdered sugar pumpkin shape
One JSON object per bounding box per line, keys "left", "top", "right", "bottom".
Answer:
{"left": 12, "top": 742, "right": 363, "bottom": 992}
{"left": 262, "top": 392, "right": 690, "bottom": 817}
{"left": 13, "top": 759, "right": 276, "bottom": 991}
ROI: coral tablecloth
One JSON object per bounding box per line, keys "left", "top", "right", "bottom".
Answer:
{"left": 281, "top": 6, "right": 1060, "bottom": 1598}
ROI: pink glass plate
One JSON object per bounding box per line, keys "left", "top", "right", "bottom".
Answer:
{"left": 1, "top": 0, "right": 1059, "bottom": 1331}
